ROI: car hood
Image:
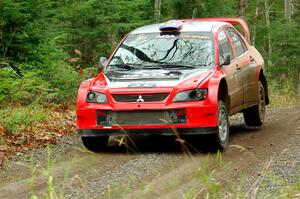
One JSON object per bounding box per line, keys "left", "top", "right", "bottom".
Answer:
{"left": 105, "top": 69, "right": 197, "bottom": 81}
{"left": 91, "top": 68, "right": 213, "bottom": 90}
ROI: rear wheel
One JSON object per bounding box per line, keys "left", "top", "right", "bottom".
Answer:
{"left": 244, "top": 81, "right": 266, "bottom": 127}
{"left": 210, "top": 100, "right": 229, "bottom": 151}
{"left": 81, "top": 136, "right": 109, "bottom": 151}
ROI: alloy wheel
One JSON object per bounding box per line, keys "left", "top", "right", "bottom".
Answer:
{"left": 218, "top": 108, "right": 228, "bottom": 143}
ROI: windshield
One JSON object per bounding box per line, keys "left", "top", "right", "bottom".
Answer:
{"left": 105, "top": 32, "right": 214, "bottom": 71}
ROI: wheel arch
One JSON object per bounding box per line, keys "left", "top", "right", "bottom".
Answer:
{"left": 259, "top": 70, "right": 269, "bottom": 105}
{"left": 217, "top": 78, "right": 231, "bottom": 111}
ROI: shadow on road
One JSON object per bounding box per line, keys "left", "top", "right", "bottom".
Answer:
{"left": 87, "top": 123, "right": 260, "bottom": 154}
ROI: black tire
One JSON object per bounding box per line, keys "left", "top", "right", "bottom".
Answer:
{"left": 243, "top": 81, "right": 266, "bottom": 127}
{"left": 210, "top": 100, "right": 230, "bottom": 151}
{"left": 81, "top": 136, "right": 109, "bottom": 151}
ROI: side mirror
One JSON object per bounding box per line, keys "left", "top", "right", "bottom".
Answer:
{"left": 220, "top": 55, "right": 230, "bottom": 67}
{"left": 98, "top": 57, "right": 108, "bottom": 72}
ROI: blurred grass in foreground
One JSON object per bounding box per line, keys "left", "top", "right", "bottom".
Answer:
{"left": 24, "top": 145, "right": 300, "bottom": 199}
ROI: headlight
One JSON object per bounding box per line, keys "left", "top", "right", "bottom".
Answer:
{"left": 173, "top": 89, "right": 208, "bottom": 102}
{"left": 86, "top": 91, "right": 107, "bottom": 103}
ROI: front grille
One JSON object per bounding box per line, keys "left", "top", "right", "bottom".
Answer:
{"left": 111, "top": 110, "right": 169, "bottom": 125}
{"left": 97, "top": 110, "right": 186, "bottom": 126}
{"left": 112, "top": 93, "right": 169, "bottom": 102}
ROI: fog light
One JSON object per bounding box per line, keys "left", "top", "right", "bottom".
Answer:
{"left": 96, "top": 110, "right": 109, "bottom": 125}
{"left": 168, "top": 109, "right": 186, "bottom": 124}
{"left": 169, "top": 110, "right": 178, "bottom": 121}
{"left": 176, "top": 109, "right": 186, "bottom": 117}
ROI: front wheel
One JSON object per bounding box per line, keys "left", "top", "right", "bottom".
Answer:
{"left": 210, "top": 100, "right": 230, "bottom": 151}
{"left": 243, "top": 81, "right": 266, "bottom": 127}
{"left": 81, "top": 136, "right": 109, "bottom": 151}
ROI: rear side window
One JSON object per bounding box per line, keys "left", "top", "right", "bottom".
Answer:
{"left": 218, "top": 30, "right": 234, "bottom": 62}
{"left": 227, "top": 27, "right": 247, "bottom": 57}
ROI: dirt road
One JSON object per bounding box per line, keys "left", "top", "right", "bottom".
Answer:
{"left": 0, "top": 106, "right": 299, "bottom": 198}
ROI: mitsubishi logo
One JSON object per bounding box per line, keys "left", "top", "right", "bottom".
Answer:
{"left": 136, "top": 95, "right": 144, "bottom": 102}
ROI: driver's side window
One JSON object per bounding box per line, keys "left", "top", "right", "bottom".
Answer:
{"left": 218, "top": 30, "right": 234, "bottom": 65}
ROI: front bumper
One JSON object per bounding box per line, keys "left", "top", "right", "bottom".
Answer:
{"left": 78, "top": 127, "right": 218, "bottom": 137}
{"left": 77, "top": 101, "right": 218, "bottom": 136}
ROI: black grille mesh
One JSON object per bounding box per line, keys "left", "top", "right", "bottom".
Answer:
{"left": 112, "top": 93, "right": 169, "bottom": 102}
{"left": 97, "top": 110, "right": 187, "bottom": 126}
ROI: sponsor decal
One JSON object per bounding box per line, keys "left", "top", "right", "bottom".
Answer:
{"left": 128, "top": 83, "right": 156, "bottom": 88}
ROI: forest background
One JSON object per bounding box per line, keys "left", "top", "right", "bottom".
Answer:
{"left": 0, "top": 0, "right": 299, "bottom": 111}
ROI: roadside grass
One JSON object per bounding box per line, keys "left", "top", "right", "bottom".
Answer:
{"left": 269, "top": 92, "right": 299, "bottom": 108}
{"left": 102, "top": 183, "right": 130, "bottom": 199}
{"left": 0, "top": 105, "right": 47, "bottom": 134}
{"left": 182, "top": 156, "right": 300, "bottom": 199}
{"left": 248, "top": 156, "right": 300, "bottom": 199}
{"left": 268, "top": 77, "right": 299, "bottom": 107}
{"left": 256, "top": 172, "right": 300, "bottom": 198}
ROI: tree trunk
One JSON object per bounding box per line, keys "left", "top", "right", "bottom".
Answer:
{"left": 155, "top": 0, "right": 161, "bottom": 23}
{"left": 284, "top": 0, "right": 292, "bottom": 22}
{"left": 192, "top": 8, "right": 198, "bottom": 18}
{"left": 264, "top": 0, "right": 272, "bottom": 54}
{"left": 264, "top": 0, "right": 273, "bottom": 66}
{"left": 238, "top": 0, "right": 248, "bottom": 18}
{"left": 252, "top": 1, "right": 259, "bottom": 46}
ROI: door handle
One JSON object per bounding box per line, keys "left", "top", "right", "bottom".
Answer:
{"left": 236, "top": 64, "right": 241, "bottom": 71}
{"left": 250, "top": 56, "right": 255, "bottom": 62}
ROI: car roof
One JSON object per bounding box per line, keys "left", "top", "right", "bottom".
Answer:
{"left": 130, "top": 20, "right": 230, "bottom": 34}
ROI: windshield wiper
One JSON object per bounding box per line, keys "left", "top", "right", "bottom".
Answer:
{"left": 142, "top": 65, "right": 164, "bottom": 69}
{"left": 159, "top": 64, "right": 199, "bottom": 69}
{"left": 108, "top": 64, "right": 137, "bottom": 70}
{"left": 143, "top": 63, "right": 208, "bottom": 70}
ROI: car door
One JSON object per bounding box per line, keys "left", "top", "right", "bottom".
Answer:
{"left": 218, "top": 29, "right": 243, "bottom": 113}
{"left": 226, "top": 27, "right": 258, "bottom": 107}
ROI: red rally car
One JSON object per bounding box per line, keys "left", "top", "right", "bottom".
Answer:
{"left": 77, "top": 18, "right": 269, "bottom": 151}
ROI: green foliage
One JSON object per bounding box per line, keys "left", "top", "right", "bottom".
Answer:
{"left": 0, "top": 0, "right": 51, "bottom": 62}
{"left": 0, "top": 105, "right": 47, "bottom": 134}
{"left": 0, "top": 68, "right": 50, "bottom": 105}
{"left": 32, "top": 41, "right": 83, "bottom": 104}
{"left": 0, "top": 0, "right": 82, "bottom": 106}
{"left": 161, "top": 0, "right": 237, "bottom": 19}
{"left": 55, "top": 0, "right": 154, "bottom": 67}
{"left": 0, "top": 54, "right": 81, "bottom": 106}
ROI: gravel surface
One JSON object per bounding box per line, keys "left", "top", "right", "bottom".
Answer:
{"left": 256, "top": 117, "right": 300, "bottom": 198}
{"left": 0, "top": 106, "right": 299, "bottom": 198}
{"left": 64, "top": 153, "right": 184, "bottom": 199}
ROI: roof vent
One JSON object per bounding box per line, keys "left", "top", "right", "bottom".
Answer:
{"left": 159, "top": 20, "right": 183, "bottom": 32}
